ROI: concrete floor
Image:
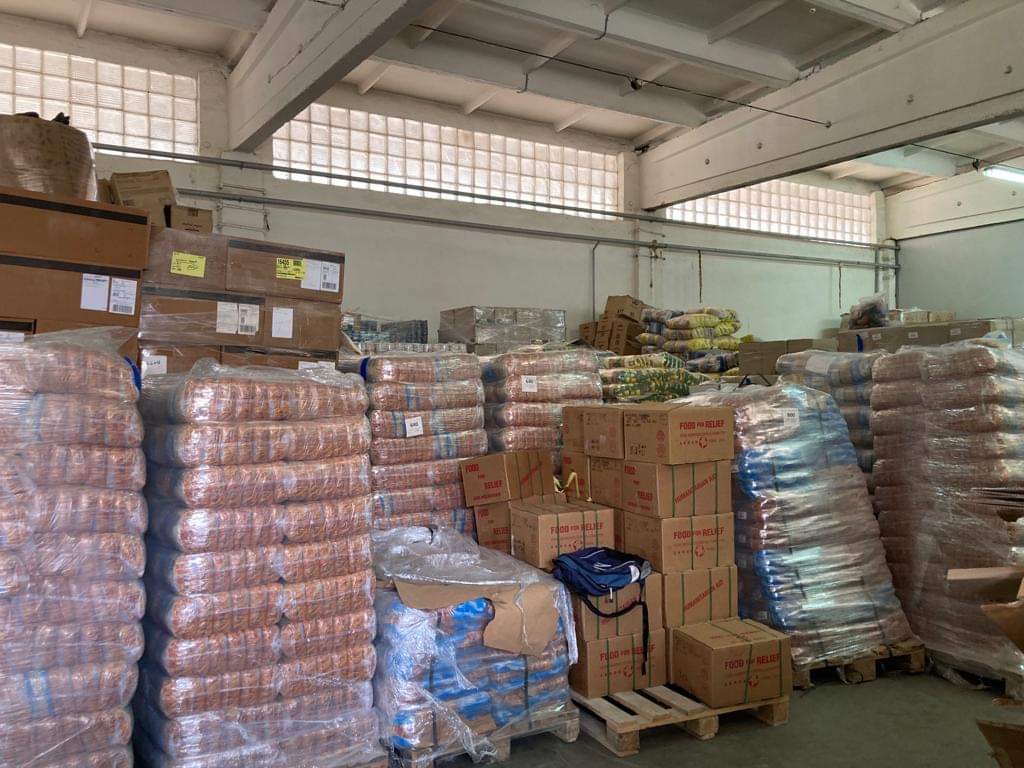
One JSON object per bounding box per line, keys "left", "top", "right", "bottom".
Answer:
{"left": 471, "top": 674, "right": 1020, "bottom": 768}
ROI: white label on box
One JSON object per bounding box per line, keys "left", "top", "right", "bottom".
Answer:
{"left": 298, "top": 360, "right": 334, "bottom": 370}
{"left": 870, "top": 332, "right": 882, "bottom": 341}
{"left": 237, "top": 304, "right": 260, "bottom": 336}
{"left": 0, "top": 331, "right": 25, "bottom": 343}
{"left": 404, "top": 415, "right": 424, "bottom": 437}
{"left": 781, "top": 408, "right": 800, "bottom": 430}
{"left": 950, "top": 328, "right": 962, "bottom": 337}
{"left": 216, "top": 301, "right": 239, "bottom": 334}
{"left": 142, "top": 355, "right": 167, "bottom": 376}
{"left": 320, "top": 261, "right": 340, "bottom": 292}
{"left": 805, "top": 353, "right": 831, "bottom": 375}
{"left": 80, "top": 274, "right": 110, "bottom": 311}
{"left": 272, "top": 307, "right": 294, "bottom": 339}
{"left": 300, "top": 259, "right": 323, "bottom": 291}
{"left": 907, "top": 331, "right": 919, "bottom": 340}
{"left": 108, "top": 278, "right": 137, "bottom": 315}
{"left": 522, "top": 375, "right": 538, "bottom": 393}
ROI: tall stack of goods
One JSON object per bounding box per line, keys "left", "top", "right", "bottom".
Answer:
{"left": 598, "top": 351, "right": 701, "bottom": 403}
{"left": 0, "top": 331, "right": 145, "bottom": 767}
{"left": 484, "top": 349, "right": 602, "bottom": 466}
{"left": 373, "top": 527, "right": 576, "bottom": 761}
{"left": 683, "top": 384, "right": 915, "bottom": 669}
{"left": 872, "top": 342, "right": 1024, "bottom": 676}
{"left": 357, "top": 353, "right": 487, "bottom": 533}
{"left": 440, "top": 306, "right": 566, "bottom": 356}
{"left": 777, "top": 350, "right": 887, "bottom": 484}
{"left": 135, "top": 362, "right": 383, "bottom": 768}
{"left": 662, "top": 308, "right": 742, "bottom": 359}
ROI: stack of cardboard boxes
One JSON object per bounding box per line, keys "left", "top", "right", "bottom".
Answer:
{"left": 837, "top": 317, "right": 1021, "bottom": 353}
{"left": 439, "top": 305, "right": 567, "bottom": 355}
{"left": 109, "top": 171, "right": 345, "bottom": 375}
{"left": 739, "top": 338, "right": 839, "bottom": 378}
{"left": 581, "top": 295, "right": 646, "bottom": 356}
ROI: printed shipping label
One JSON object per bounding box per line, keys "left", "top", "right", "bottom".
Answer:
{"left": 276, "top": 258, "right": 305, "bottom": 280}
{"left": 300, "top": 259, "right": 323, "bottom": 291}
{"left": 319, "top": 261, "right": 341, "bottom": 292}
{"left": 780, "top": 408, "right": 800, "bottom": 430}
{"left": 298, "top": 360, "right": 336, "bottom": 370}
{"left": 237, "top": 304, "right": 260, "bottom": 336}
{"left": 170, "top": 251, "right": 207, "bottom": 277}
{"left": 108, "top": 278, "right": 137, "bottom": 315}
{"left": 522, "top": 375, "right": 539, "bottom": 393}
{"left": 404, "top": 415, "right": 425, "bottom": 437}
{"left": 272, "top": 307, "right": 294, "bottom": 339}
{"left": 142, "top": 355, "right": 167, "bottom": 376}
{"left": 80, "top": 274, "right": 110, "bottom": 311}
{"left": 216, "top": 302, "right": 239, "bottom": 334}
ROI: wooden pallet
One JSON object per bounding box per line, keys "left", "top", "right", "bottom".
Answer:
{"left": 930, "top": 649, "right": 1024, "bottom": 701}
{"left": 570, "top": 686, "right": 789, "bottom": 757}
{"left": 792, "top": 640, "right": 927, "bottom": 689}
{"left": 392, "top": 705, "right": 580, "bottom": 768}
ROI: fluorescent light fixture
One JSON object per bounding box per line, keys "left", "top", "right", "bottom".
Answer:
{"left": 981, "top": 165, "right": 1024, "bottom": 185}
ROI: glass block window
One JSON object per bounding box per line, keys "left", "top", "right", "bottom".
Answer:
{"left": 0, "top": 43, "right": 199, "bottom": 154}
{"left": 272, "top": 104, "right": 621, "bottom": 218}
{"left": 666, "top": 179, "right": 876, "bottom": 243}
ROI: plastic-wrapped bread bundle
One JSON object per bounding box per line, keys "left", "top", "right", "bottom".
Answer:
{"left": 777, "top": 350, "right": 888, "bottom": 488}
{"left": 483, "top": 348, "right": 601, "bottom": 464}
{"left": 352, "top": 353, "right": 486, "bottom": 532}
{"left": 872, "top": 341, "right": 1024, "bottom": 679}
{"left": 0, "top": 329, "right": 146, "bottom": 768}
{"left": 662, "top": 308, "right": 743, "bottom": 356}
{"left": 682, "top": 384, "right": 915, "bottom": 668}
{"left": 136, "top": 361, "right": 384, "bottom": 768}
{"left": 372, "top": 527, "right": 575, "bottom": 761}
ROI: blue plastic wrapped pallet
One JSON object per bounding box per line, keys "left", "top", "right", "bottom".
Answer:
{"left": 372, "top": 527, "right": 576, "bottom": 761}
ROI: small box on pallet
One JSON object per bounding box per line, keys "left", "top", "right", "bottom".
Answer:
{"left": 570, "top": 629, "right": 667, "bottom": 698}
{"left": 621, "top": 460, "right": 731, "bottom": 518}
{"left": 573, "top": 573, "right": 663, "bottom": 642}
{"left": 588, "top": 457, "right": 623, "bottom": 508}
{"left": 623, "top": 512, "right": 735, "bottom": 573}
{"left": 510, "top": 498, "right": 614, "bottom": 571}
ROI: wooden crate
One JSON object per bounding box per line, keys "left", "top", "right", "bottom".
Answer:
{"left": 392, "top": 704, "right": 579, "bottom": 768}
{"left": 571, "top": 686, "right": 789, "bottom": 757}
{"left": 930, "top": 649, "right": 1024, "bottom": 701}
{"left": 793, "top": 640, "right": 927, "bottom": 689}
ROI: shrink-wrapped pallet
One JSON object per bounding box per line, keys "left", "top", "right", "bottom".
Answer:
{"left": 136, "top": 361, "right": 383, "bottom": 768}
{"left": 0, "top": 329, "right": 144, "bottom": 768}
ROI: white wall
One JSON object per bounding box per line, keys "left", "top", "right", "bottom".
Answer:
{"left": 2, "top": 12, "right": 885, "bottom": 342}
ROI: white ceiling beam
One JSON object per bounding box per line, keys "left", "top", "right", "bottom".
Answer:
{"left": 371, "top": 35, "right": 708, "bottom": 126}
{"left": 619, "top": 59, "right": 680, "bottom": 97}
{"left": 228, "top": 0, "right": 436, "bottom": 151}
{"left": 356, "top": 61, "right": 391, "bottom": 94}
{"left": 462, "top": 87, "right": 500, "bottom": 114}
{"left": 224, "top": 30, "right": 254, "bottom": 66}
{"left": 707, "top": 0, "right": 788, "bottom": 43}
{"left": 972, "top": 120, "right": 1024, "bottom": 146}
{"left": 640, "top": 0, "right": 1024, "bottom": 208}
{"left": 602, "top": 0, "right": 633, "bottom": 12}
{"left": 469, "top": 0, "right": 799, "bottom": 87}
{"left": 831, "top": 147, "right": 958, "bottom": 178}
{"left": 98, "top": 0, "right": 269, "bottom": 32}
{"left": 634, "top": 123, "right": 685, "bottom": 147}
{"left": 521, "top": 31, "right": 578, "bottom": 74}
{"left": 795, "top": 26, "right": 879, "bottom": 69}
{"left": 554, "top": 106, "right": 592, "bottom": 132}
{"left": 704, "top": 82, "right": 772, "bottom": 116}
{"left": 804, "top": 0, "right": 921, "bottom": 31}
{"left": 406, "top": 0, "right": 463, "bottom": 47}
{"left": 76, "top": 0, "right": 95, "bottom": 37}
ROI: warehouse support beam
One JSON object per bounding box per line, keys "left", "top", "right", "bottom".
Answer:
{"left": 707, "top": 0, "right": 788, "bottom": 43}
{"left": 405, "top": 0, "right": 463, "bottom": 47}
{"left": 76, "top": 0, "right": 95, "bottom": 37}
{"left": 372, "top": 35, "right": 708, "bottom": 126}
{"left": 554, "top": 107, "right": 591, "bottom": 132}
{"left": 640, "top": 0, "right": 1024, "bottom": 209}
{"left": 469, "top": 0, "right": 799, "bottom": 87}
{"left": 831, "top": 147, "right": 958, "bottom": 179}
{"left": 806, "top": 0, "right": 921, "bottom": 32}
{"left": 227, "top": 0, "right": 436, "bottom": 151}
{"left": 101, "top": 0, "right": 269, "bottom": 31}
{"left": 462, "top": 87, "right": 500, "bottom": 114}
{"left": 356, "top": 61, "right": 391, "bottom": 95}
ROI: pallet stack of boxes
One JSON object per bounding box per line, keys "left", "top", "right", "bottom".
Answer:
{"left": 580, "top": 296, "right": 647, "bottom": 356}
{"left": 124, "top": 170, "right": 344, "bottom": 375}
{"left": 560, "top": 403, "right": 794, "bottom": 708}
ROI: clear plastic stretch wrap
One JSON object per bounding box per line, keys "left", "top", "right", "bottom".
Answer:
{"left": 777, "top": 350, "right": 888, "bottom": 480}
{"left": 871, "top": 342, "right": 1024, "bottom": 677}
{"left": 372, "top": 527, "right": 575, "bottom": 761}
{"left": 136, "top": 361, "right": 384, "bottom": 768}
{"left": 682, "top": 384, "right": 915, "bottom": 667}
{"left": 483, "top": 349, "right": 600, "bottom": 462}
{"left": 358, "top": 354, "right": 486, "bottom": 533}
{"left": 0, "top": 330, "right": 144, "bottom": 768}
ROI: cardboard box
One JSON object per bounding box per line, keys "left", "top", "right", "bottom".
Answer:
{"left": 140, "top": 345, "right": 220, "bottom": 376}
{"left": 263, "top": 297, "right": 341, "bottom": 352}
{"left": 0, "top": 260, "right": 141, "bottom": 326}
{"left": 739, "top": 341, "right": 788, "bottom": 376}
{"left": 623, "top": 405, "right": 734, "bottom": 465}
{"left": 226, "top": 238, "right": 345, "bottom": 302}
{"left": 560, "top": 450, "right": 590, "bottom": 500}
{"left": 899, "top": 323, "right": 949, "bottom": 346}
{"left": 929, "top": 310, "right": 956, "bottom": 323}
{"left": 623, "top": 512, "right": 734, "bottom": 573}
{"left": 574, "top": 573, "right": 663, "bottom": 641}
{"left": 607, "top": 318, "right": 645, "bottom": 355}
{"left": 96, "top": 178, "right": 116, "bottom": 204}
{"left": 139, "top": 288, "right": 265, "bottom": 346}
{"left": 672, "top": 619, "right": 792, "bottom": 707}
{"left": 168, "top": 205, "right": 214, "bottom": 234}
{"left": 900, "top": 309, "right": 931, "bottom": 325}
{"left": 579, "top": 321, "right": 597, "bottom": 345}
{"left": 594, "top": 319, "right": 613, "bottom": 350}
{"left": 0, "top": 186, "right": 150, "bottom": 270}
{"left": 474, "top": 492, "right": 564, "bottom": 554}
{"left": 510, "top": 498, "right": 614, "bottom": 570}
{"left": 110, "top": 170, "right": 176, "bottom": 228}
{"left": 811, "top": 337, "right": 839, "bottom": 352}
{"left": 604, "top": 295, "right": 645, "bottom": 323}
{"left": 588, "top": 457, "right": 623, "bottom": 508}
{"left": 145, "top": 228, "right": 228, "bottom": 292}
{"left": 562, "top": 405, "right": 587, "bottom": 452}
{"left": 220, "top": 348, "right": 336, "bottom": 370}
{"left": 460, "top": 451, "right": 555, "bottom": 507}
{"left": 948, "top": 319, "right": 1006, "bottom": 342}
{"left": 571, "top": 629, "right": 667, "bottom": 698}
{"left": 583, "top": 405, "right": 626, "bottom": 459}
{"left": 661, "top": 566, "right": 738, "bottom": 628}
{"left": 622, "top": 460, "right": 731, "bottom": 518}
{"left": 785, "top": 339, "right": 814, "bottom": 353}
